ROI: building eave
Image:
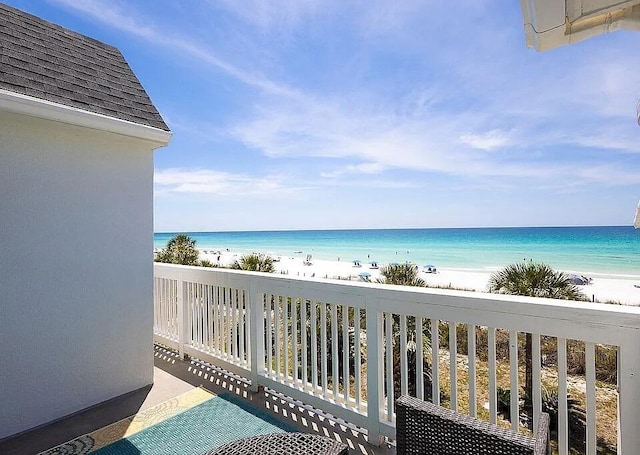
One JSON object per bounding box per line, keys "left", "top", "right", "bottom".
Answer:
{"left": 0, "top": 88, "right": 172, "bottom": 148}
{"left": 521, "top": 0, "right": 640, "bottom": 51}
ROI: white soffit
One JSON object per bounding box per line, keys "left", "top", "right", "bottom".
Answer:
{"left": 521, "top": 0, "right": 640, "bottom": 51}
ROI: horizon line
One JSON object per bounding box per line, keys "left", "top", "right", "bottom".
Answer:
{"left": 154, "top": 224, "right": 631, "bottom": 235}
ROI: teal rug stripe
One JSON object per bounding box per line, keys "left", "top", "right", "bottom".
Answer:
{"left": 92, "top": 392, "right": 296, "bottom": 455}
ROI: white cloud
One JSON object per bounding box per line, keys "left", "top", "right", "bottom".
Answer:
{"left": 213, "top": 0, "right": 325, "bottom": 30}
{"left": 49, "top": 0, "right": 300, "bottom": 97}
{"left": 321, "top": 162, "right": 387, "bottom": 178}
{"left": 154, "top": 168, "right": 304, "bottom": 197}
{"left": 459, "top": 129, "right": 511, "bottom": 151}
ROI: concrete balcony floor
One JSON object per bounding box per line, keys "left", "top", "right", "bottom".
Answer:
{"left": 0, "top": 345, "right": 394, "bottom": 455}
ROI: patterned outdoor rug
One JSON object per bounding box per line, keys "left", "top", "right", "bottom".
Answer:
{"left": 40, "top": 388, "right": 294, "bottom": 455}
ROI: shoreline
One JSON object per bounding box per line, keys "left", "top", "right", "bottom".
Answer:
{"left": 193, "top": 248, "right": 640, "bottom": 306}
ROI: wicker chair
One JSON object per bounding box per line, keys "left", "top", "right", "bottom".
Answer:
{"left": 205, "top": 433, "right": 349, "bottom": 455}
{"left": 396, "top": 395, "right": 550, "bottom": 455}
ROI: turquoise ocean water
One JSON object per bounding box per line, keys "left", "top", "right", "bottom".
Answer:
{"left": 154, "top": 226, "right": 640, "bottom": 277}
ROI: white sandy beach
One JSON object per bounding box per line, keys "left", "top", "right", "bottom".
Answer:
{"left": 196, "top": 249, "right": 640, "bottom": 306}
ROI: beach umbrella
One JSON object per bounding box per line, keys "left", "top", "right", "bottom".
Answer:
{"left": 358, "top": 272, "right": 371, "bottom": 282}
{"left": 634, "top": 199, "right": 640, "bottom": 229}
{"left": 353, "top": 259, "right": 361, "bottom": 266}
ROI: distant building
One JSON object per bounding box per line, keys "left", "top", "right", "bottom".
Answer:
{"left": 0, "top": 3, "right": 171, "bottom": 439}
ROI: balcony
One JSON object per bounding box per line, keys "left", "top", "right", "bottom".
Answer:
{"left": 4, "top": 263, "right": 639, "bottom": 454}
{"left": 153, "top": 263, "right": 640, "bottom": 454}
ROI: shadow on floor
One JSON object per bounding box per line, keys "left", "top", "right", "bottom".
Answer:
{"left": 153, "top": 345, "right": 396, "bottom": 455}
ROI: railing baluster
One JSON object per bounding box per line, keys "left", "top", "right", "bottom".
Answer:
{"left": 209, "top": 285, "right": 218, "bottom": 355}
{"left": 174, "top": 280, "right": 178, "bottom": 338}
{"left": 206, "top": 285, "right": 211, "bottom": 352}
{"left": 400, "top": 314, "right": 408, "bottom": 397}
{"left": 321, "top": 302, "right": 328, "bottom": 398}
{"left": 154, "top": 278, "right": 159, "bottom": 334}
{"left": 153, "top": 279, "right": 158, "bottom": 334}
{"left": 292, "top": 298, "right": 298, "bottom": 387}
{"left": 275, "top": 296, "right": 282, "bottom": 379}
{"left": 188, "top": 282, "right": 194, "bottom": 347}
{"left": 159, "top": 278, "right": 163, "bottom": 334}
{"left": 168, "top": 280, "right": 172, "bottom": 337}
{"left": 332, "top": 303, "right": 339, "bottom": 401}
{"left": 198, "top": 284, "right": 203, "bottom": 349}
{"left": 177, "top": 275, "right": 185, "bottom": 358}
{"left": 355, "top": 307, "right": 362, "bottom": 410}
{"left": 197, "top": 283, "right": 202, "bottom": 347}
{"left": 167, "top": 279, "right": 171, "bottom": 337}
{"left": 239, "top": 291, "right": 245, "bottom": 364}
{"left": 193, "top": 284, "right": 198, "bottom": 348}
{"left": 203, "top": 285, "right": 208, "bottom": 349}
{"left": 342, "top": 305, "right": 349, "bottom": 404}
{"left": 509, "top": 330, "right": 519, "bottom": 432}
{"left": 202, "top": 284, "right": 207, "bottom": 351}
{"left": 266, "top": 295, "right": 273, "bottom": 378}
{"left": 365, "top": 303, "right": 383, "bottom": 446}
{"left": 585, "top": 342, "right": 596, "bottom": 455}
{"left": 167, "top": 280, "right": 171, "bottom": 337}
{"left": 557, "top": 337, "right": 568, "bottom": 455}
{"left": 301, "top": 300, "right": 308, "bottom": 389}
{"left": 232, "top": 289, "right": 238, "bottom": 360}
{"left": 449, "top": 321, "right": 457, "bottom": 412}
{"left": 204, "top": 285, "right": 209, "bottom": 349}
{"left": 385, "top": 312, "right": 393, "bottom": 422}
{"left": 311, "top": 301, "right": 318, "bottom": 393}
{"left": 416, "top": 316, "right": 424, "bottom": 400}
{"left": 468, "top": 324, "right": 476, "bottom": 417}
{"left": 532, "top": 334, "right": 542, "bottom": 433}
{"left": 223, "top": 287, "right": 228, "bottom": 356}
{"left": 284, "top": 297, "right": 289, "bottom": 383}
{"left": 245, "top": 290, "right": 252, "bottom": 367}
{"left": 227, "top": 288, "right": 232, "bottom": 357}
{"left": 215, "top": 286, "right": 221, "bottom": 355}
{"left": 488, "top": 327, "right": 497, "bottom": 424}
{"left": 431, "top": 318, "right": 440, "bottom": 405}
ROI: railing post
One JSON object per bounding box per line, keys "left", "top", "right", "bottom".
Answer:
{"left": 177, "top": 272, "right": 188, "bottom": 359}
{"left": 249, "top": 279, "right": 264, "bottom": 392}
{"left": 617, "top": 334, "right": 640, "bottom": 454}
{"left": 366, "top": 303, "right": 383, "bottom": 446}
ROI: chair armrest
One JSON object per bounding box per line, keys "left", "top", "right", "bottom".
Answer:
{"left": 397, "top": 395, "right": 541, "bottom": 455}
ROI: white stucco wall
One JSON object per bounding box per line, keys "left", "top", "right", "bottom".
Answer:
{"left": 0, "top": 109, "right": 156, "bottom": 439}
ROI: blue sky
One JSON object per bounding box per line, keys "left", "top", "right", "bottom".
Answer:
{"left": 9, "top": 1, "right": 640, "bottom": 231}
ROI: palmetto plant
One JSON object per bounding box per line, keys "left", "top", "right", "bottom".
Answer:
{"left": 488, "top": 262, "right": 587, "bottom": 432}
{"left": 487, "top": 262, "right": 587, "bottom": 301}
{"left": 231, "top": 253, "right": 275, "bottom": 273}
{"left": 155, "top": 234, "right": 200, "bottom": 265}
{"left": 377, "top": 263, "right": 425, "bottom": 287}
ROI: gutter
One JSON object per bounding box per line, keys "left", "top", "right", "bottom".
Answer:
{"left": 0, "top": 88, "right": 172, "bottom": 148}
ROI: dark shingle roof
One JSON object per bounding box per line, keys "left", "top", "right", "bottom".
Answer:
{"left": 0, "top": 3, "right": 169, "bottom": 131}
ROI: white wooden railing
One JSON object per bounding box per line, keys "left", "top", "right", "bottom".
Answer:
{"left": 154, "top": 263, "right": 640, "bottom": 454}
